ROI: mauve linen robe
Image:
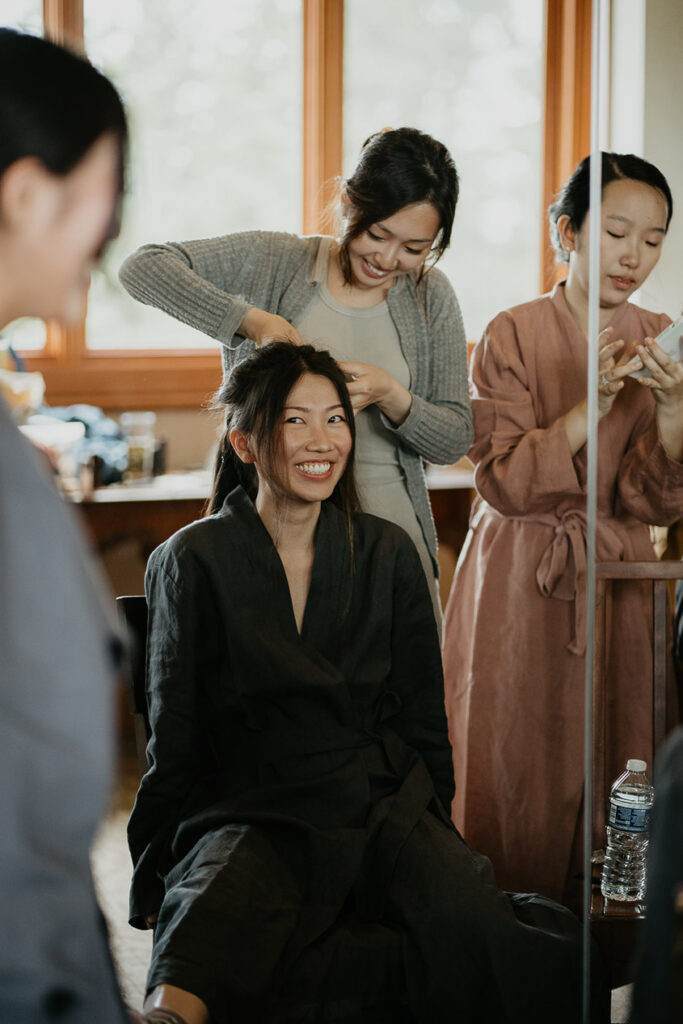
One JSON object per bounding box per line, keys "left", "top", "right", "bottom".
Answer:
{"left": 127, "top": 486, "right": 603, "bottom": 1023}
{"left": 443, "top": 283, "right": 683, "bottom": 902}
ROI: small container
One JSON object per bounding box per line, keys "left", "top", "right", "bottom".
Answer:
{"left": 120, "top": 411, "right": 156, "bottom": 482}
{"left": 19, "top": 416, "right": 85, "bottom": 492}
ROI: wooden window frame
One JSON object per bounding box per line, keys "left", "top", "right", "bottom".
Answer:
{"left": 21, "top": 0, "right": 589, "bottom": 409}
{"left": 541, "top": 0, "right": 593, "bottom": 292}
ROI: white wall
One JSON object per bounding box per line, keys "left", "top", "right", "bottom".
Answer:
{"left": 152, "top": 408, "right": 222, "bottom": 472}
{"left": 610, "top": 0, "right": 683, "bottom": 319}
{"left": 642, "top": 0, "right": 683, "bottom": 318}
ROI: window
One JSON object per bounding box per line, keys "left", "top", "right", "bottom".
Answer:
{"left": 15, "top": 0, "right": 591, "bottom": 407}
{"left": 84, "top": 0, "right": 302, "bottom": 352}
{"left": 3, "top": 0, "right": 41, "bottom": 33}
{"left": 344, "top": 0, "right": 544, "bottom": 339}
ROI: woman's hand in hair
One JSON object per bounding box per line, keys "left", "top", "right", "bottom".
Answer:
{"left": 239, "top": 308, "right": 303, "bottom": 348}
{"left": 339, "top": 360, "right": 412, "bottom": 427}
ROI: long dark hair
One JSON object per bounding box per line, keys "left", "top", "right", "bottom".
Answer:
{"left": 0, "top": 29, "right": 127, "bottom": 196}
{"left": 337, "top": 127, "right": 459, "bottom": 285}
{"left": 207, "top": 343, "right": 360, "bottom": 530}
{"left": 549, "top": 151, "right": 673, "bottom": 264}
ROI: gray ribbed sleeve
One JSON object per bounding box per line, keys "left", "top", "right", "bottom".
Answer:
{"left": 119, "top": 230, "right": 472, "bottom": 572}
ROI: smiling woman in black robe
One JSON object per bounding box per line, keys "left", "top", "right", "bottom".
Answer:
{"left": 128, "top": 343, "right": 605, "bottom": 1024}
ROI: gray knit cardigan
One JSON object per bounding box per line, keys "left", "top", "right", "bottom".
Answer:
{"left": 119, "top": 231, "right": 473, "bottom": 574}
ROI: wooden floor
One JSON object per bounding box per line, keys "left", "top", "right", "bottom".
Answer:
{"left": 91, "top": 744, "right": 633, "bottom": 1021}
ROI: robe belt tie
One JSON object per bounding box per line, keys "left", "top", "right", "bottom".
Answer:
{"left": 476, "top": 502, "right": 631, "bottom": 656}
{"left": 221, "top": 724, "right": 380, "bottom": 767}
{"left": 534, "top": 510, "right": 625, "bottom": 656}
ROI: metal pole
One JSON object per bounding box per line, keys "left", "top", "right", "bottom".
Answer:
{"left": 583, "top": 1, "right": 603, "bottom": 1020}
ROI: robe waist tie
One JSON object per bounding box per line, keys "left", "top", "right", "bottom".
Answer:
{"left": 220, "top": 724, "right": 379, "bottom": 768}
{"left": 475, "top": 501, "right": 642, "bottom": 656}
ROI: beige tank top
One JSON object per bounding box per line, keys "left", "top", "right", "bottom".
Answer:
{"left": 294, "top": 239, "right": 441, "bottom": 626}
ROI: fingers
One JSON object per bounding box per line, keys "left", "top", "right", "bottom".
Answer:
{"left": 254, "top": 312, "right": 303, "bottom": 347}
{"left": 260, "top": 335, "right": 303, "bottom": 349}
{"left": 598, "top": 327, "right": 621, "bottom": 351}
{"left": 269, "top": 324, "right": 303, "bottom": 346}
{"left": 614, "top": 347, "right": 639, "bottom": 369}
{"left": 342, "top": 365, "right": 372, "bottom": 412}
{"left": 338, "top": 360, "right": 364, "bottom": 379}
{"left": 599, "top": 355, "right": 641, "bottom": 391}
{"left": 598, "top": 339, "right": 625, "bottom": 362}
{"left": 599, "top": 339, "right": 641, "bottom": 384}
{"left": 615, "top": 354, "right": 643, "bottom": 379}
{"left": 598, "top": 373, "right": 623, "bottom": 396}
{"left": 345, "top": 388, "right": 368, "bottom": 413}
{"left": 345, "top": 380, "right": 369, "bottom": 405}
{"left": 599, "top": 349, "right": 642, "bottom": 397}
{"left": 636, "top": 337, "right": 681, "bottom": 382}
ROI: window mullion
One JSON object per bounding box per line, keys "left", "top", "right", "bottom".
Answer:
{"left": 541, "top": 0, "right": 592, "bottom": 292}
{"left": 43, "top": 0, "right": 84, "bottom": 49}
{"left": 42, "top": 0, "right": 87, "bottom": 363}
{"left": 302, "top": 0, "right": 344, "bottom": 234}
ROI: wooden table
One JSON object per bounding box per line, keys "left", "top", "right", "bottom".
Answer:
{"left": 73, "top": 470, "right": 212, "bottom": 559}
{"left": 425, "top": 464, "right": 476, "bottom": 562}
{"left": 74, "top": 465, "right": 475, "bottom": 559}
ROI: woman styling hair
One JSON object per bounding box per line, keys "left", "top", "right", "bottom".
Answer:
{"left": 119, "top": 127, "right": 472, "bottom": 629}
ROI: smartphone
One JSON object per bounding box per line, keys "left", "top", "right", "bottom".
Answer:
{"left": 630, "top": 315, "right": 683, "bottom": 378}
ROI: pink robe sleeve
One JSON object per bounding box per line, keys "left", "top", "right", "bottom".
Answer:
{"left": 618, "top": 407, "right": 683, "bottom": 526}
{"left": 469, "top": 311, "right": 582, "bottom": 516}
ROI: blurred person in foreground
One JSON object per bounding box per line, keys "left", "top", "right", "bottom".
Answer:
{"left": 0, "top": 27, "right": 132, "bottom": 1024}
{"left": 630, "top": 725, "right": 683, "bottom": 1024}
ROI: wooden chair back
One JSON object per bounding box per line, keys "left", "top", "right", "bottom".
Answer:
{"left": 116, "top": 594, "right": 150, "bottom": 773}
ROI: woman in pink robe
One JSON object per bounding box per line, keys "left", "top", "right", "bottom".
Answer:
{"left": 443, "top": 152, "right": 683, "bottom": 906}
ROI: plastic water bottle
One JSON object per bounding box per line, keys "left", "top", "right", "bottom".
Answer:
{"left": 601, "top": 758, "right": 654, "bottom": 901}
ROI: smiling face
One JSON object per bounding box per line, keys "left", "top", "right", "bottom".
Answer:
{"left": 561, "top": 177, "right": 668, "bottom": 312}
{"left": 238, "top": 372, "right": 352, "bottom": 514}
{"left": 275, "top": 373, "right": 352, "bottom": 505}
{"left": 345, "top": 201, "right": 441, "bottom": 294}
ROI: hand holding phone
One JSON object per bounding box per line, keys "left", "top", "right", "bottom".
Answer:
{"left": 630, "top": 316, "right": 683, "bottom": 378}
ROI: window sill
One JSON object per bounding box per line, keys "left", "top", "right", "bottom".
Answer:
{"left": 23, "top": 350, "right": 223, "bottom": 410}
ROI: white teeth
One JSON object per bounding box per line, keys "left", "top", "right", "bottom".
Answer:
{"left": 297, "top": 462, "right": 331, "bottom": 475}
{"left": 364, "top": 259, "right": 387, "bottom": 277}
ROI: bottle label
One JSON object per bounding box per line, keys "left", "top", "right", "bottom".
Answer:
{"left": 608, "top": 801, "right": 650, "bottom": 833}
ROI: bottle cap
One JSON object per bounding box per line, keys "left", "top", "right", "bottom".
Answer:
{"left": 627, "top": 758, "right": 647, "bottom": 772}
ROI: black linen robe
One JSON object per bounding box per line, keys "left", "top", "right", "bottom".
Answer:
{"left": 128, "top": 487, "right": 603, "bottom": 1023}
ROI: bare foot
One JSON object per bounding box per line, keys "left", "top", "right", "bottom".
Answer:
{"left": 143, "top": 985, "right": 209, "bottom": 1024}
